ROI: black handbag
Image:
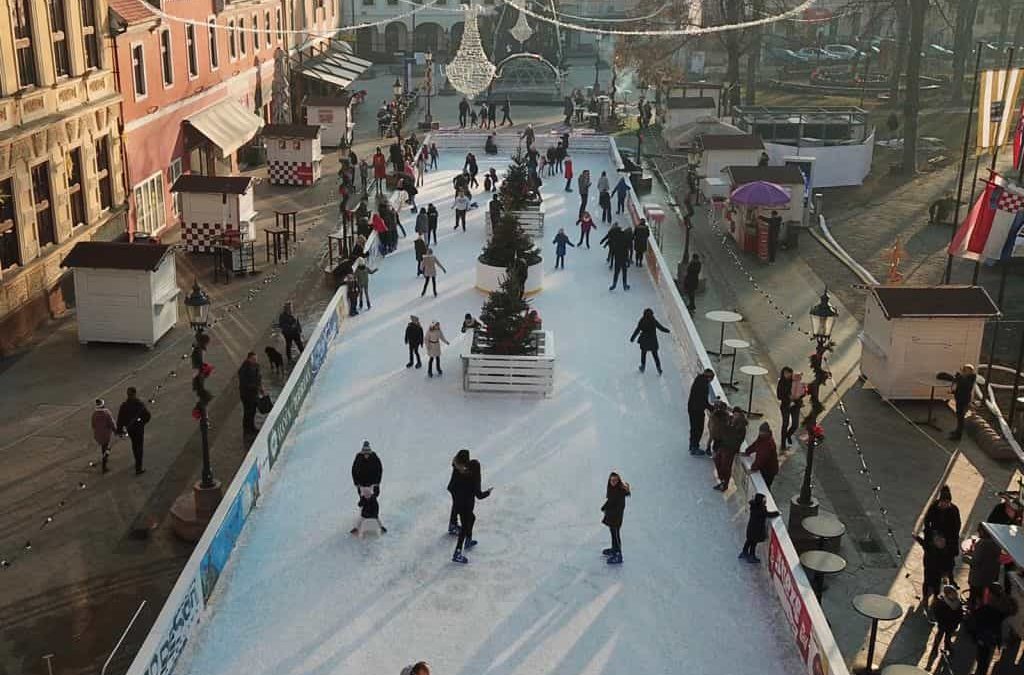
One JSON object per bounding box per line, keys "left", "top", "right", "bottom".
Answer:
{"left": 257, "top": 394, "right": 273, "bottom": 414}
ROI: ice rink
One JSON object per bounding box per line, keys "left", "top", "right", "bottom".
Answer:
{"left": 177, "top": 150, "right": 804, "bottom": 675}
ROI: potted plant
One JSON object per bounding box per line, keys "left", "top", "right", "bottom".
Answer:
{"left": 491, "top": 154, "right": 545, "bottom": 239}
{"left": 476, "top": 213, "right": 543, "bottom": 295}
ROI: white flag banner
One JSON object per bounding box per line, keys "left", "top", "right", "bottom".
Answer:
{"left": 978, "top": 68, "right": 1023, "bottom": 150}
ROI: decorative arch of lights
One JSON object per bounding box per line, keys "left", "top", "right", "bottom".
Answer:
{"left": 494, "top": 53, "right": 562, "bottom": 89}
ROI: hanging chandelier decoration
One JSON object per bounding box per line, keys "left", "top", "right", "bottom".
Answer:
{"left": 509, "top": 7, "right": 534, "bottom": 44}
{"left": 443, "top": 5, "right": 496, "bottom": 98}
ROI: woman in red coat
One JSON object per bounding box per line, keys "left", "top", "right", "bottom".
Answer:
{"left": 371, "top": 147, "right": 387, "bottom": 193}
{"left": 744, "top": 422, "right": 779, "bottom": 488}
{"left": 563, "top": 156, "right": 574, "bottom": 192}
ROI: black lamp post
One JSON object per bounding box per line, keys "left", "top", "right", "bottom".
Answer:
{"left": 797, "top": 290, "right": 838, "bottom": 506}
{"left": 593, "top": 35, "right": 602, "bottom": 94}
{"left": 424, "top": 50, "right": 434, "bottom": 128}
{"left": 184, "top": 282, "right": 215, "bottom": 490}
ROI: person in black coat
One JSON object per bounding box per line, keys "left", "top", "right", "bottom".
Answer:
{"left": 237, "top": 352, "right": 263, "bottom": 436}
{"left": 630, "top": 308, "right": 670, "bottom": 375}
{"left": 929, "top": 585, "right": 963, "bottom": 658}
{"left": 600, "top": 224, "right": 631, "bottom": 291}
{"left": 351, "top": 439, "right": 383, "bottom": 487}
{"left": 923, "top": 485, "right": 962, "bottom": 548}
{"left": 682, "top": 253, "right": 701, "bottom": 311}
{"left": 739, "top": 493, "right": 779, "bottom": 563}
{"left": 633, "top": 220, "right": 650, "bottom": 266}
{"left": 447, "top": 448, "right": 470, "bottom": 534}
{"left": 601, "top": 472, "right": 631, "bottom": 564}
{"left": 915, "top": 531, "right": 956, "bottom": 605}
{"left": 278, "top": 302, "right": 304, "bottom": 362}
{"left": 116, "top": 386, "right": 152, "bottom": 475}
{"left": 426, "top": 203, "right": 439, "bottom": 245}
{"left": 687, "top": 369, "right": 716, "bottom": 454}
{"left": 450, "top": 457, "right": 492, "bottom": 563}
{"left": 950, "top": 364, "right": 976, "bottom": 440}
{"left": 598, "top": 189, "right": 612, "bottom": 223}
{"left": 405, "top": 315, "right": 424, "bottom": 368}
{"left": 776, "top": 367, "right": 794, "bottom": 447}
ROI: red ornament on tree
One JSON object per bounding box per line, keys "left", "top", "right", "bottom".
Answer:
{"left": 192, "top": 406, "right": 202, "bottom": 420}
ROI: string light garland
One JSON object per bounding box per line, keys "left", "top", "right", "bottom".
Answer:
{"left": 504, "top": 0, "right": 817, "bottom": 36}
{"left": 394, "top": 0, "right": 494, "bottom": 14}
{"left": 444, "top": 5, "right": 496, "bottom": 98}
{"left": 528, "top": 0, "right": 672, "bottom": 23}
{"left": 0, "top": 203, "right": 334, "bottom": 572}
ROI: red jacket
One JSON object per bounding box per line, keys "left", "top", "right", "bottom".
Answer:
{"left": 564, "top": 159, "right": 574, "bottom": 180}
{"left": 371, "top": 212, "right": 387, "bottom": 234}
{"left": 372, "top": 153, "right": 387, "bottom": 178}
{"left": 744, "top": 435, "right": 778, "bottom": 477}
{"left": 91, "top": 408, "right": 116, "bottom": 445}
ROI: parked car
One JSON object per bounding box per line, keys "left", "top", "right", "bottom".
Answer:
{"left": 824, "top": 44, "right": 864, "bottom": 60}
{"left": 767, "top": 47, "right": 810, "bottom": 65}
{"left": 797, "top": 47, "right": 842, "bottom": 61}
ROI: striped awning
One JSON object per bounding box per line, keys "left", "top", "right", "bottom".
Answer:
{"left": 298, "top": 50, "right": 372, "bottom": 90}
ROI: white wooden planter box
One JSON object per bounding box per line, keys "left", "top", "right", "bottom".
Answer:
{"left": 475, "top": 258, "right": 544, "bottom": 296}
{"left": 462, "top": 330, "right": 555, "bottom": 396}
{"left": 486, "top": 208, "right": 545, "bottom": 240}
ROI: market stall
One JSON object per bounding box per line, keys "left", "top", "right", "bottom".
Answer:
{"left": 172, "top": 175, "right": 257, "bottom": 253}
{"left": 304, "top": 94, "right": 355, "bottom": 148}
{"left": 263, "top": 124, "right": 323, "bottom": 186}
{"left": 725, "top": 180, "right": 790, "bottom": 258}
{"left": 61, "top": 241, "right": 178, "bottom": 348}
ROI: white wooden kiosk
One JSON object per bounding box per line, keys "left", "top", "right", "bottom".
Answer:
{"left": 263, "top": 124, "right": 324, "bottom": 186}
{"left": 305, "top": 94, "right": 355, "bottom": 148}
{"left": 725, "top": 165, "right": 807, "bottom": 224}
{"left": 860, "top": 285, "right": 999, "bottom": 399}
{"left": 61, "top": 241, "right": 178, "bottom": 347}
{"left": 172, "top": 175, "right": 256, "bottom": 253}
{"left": 697, "top": 134, "right": 764, "bottom": 181}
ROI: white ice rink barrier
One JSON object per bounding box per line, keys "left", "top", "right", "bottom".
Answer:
{"left": 609, "top": 136, "right": 851, "bottom": 675}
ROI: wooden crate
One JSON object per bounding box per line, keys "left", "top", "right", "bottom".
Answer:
{"left": 462, "top": 330, "right": 555, "bottom": 396}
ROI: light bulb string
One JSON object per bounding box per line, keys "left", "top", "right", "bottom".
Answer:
{"left": 526, "top": 0, "right": 672, "bottom": 23}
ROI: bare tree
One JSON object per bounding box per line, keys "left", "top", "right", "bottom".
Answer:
{"left": 901, "top": 0, "right": 928, "bottom": 175}
{"left": 744, "top": 0, "right": 765, "bottom": 105}
{"left": 889, "top": 0, "right": 909, "bottom": 105}
{"left": 950, "top": 0, "right": 980, "bottom": 103}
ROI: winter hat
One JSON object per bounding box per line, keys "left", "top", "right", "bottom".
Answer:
{"left": 361, "top": 440, "right": 372, "bottom": 452}
{"left": 758, "top": 422, "right": 771, "bottom": 434}
{"left": 356, "top": 257, "right": 367, "bottom": 268}
{"left": 410, "top": 315, "right": 419, "bottom": 324}
{"left": 95, "top": 398, "right": 105, "bottom": 409}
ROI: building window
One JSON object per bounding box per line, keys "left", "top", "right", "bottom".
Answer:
{"left": 31, "top": 163, "right": 56, "bottom": 248}
{"left": 186, "top": 24, "right": 199, "bottom": 77}
{"left": 67, "top": 149, "right": 87, "bottom": 229}
{"left": 362, "top": 0, "right": 373, "bottom": 6}
{"left": 252, "top": 14, "right": 259, "bottom": 51}
{"left": 0, "top": 178, "right": 20, "bottom": 269}
{"left": 264, "top": 11, "right": 271, "bottom": 47}
{"left": 387, "top": 0, "right": 397, "bottom": 5}
{"left": 81, "top": 0, "right": 100, "bottom": 69}
{"left": 131, "top": 44, "right": 147, "bottom": 98}
{"left": 169, "top": 158, "right": 183, "bottom": 216}
{"left": 13, "top": 0, "right": 38, "bottom": 87}
{"left": 275, "top": 8, "right": 282, "bottom": 42}
{"left": 95, "top": 136, "right": 112, "bottom": 210}
{"left": 239, "top": 18, "right": 246, "bottom": 55}
{"left": 229, "top": 20, "right": 237, "bottom": 59}
{"left": 48, "top": 0, "right": 70, "bottom": 77}
{"left": 159, "top": 29, "right": 173, "bottom": 86}
{"left": 208, "top": 18, "right": 219, "bottom": 69}
{"left": 133, "top": 173, "right": 165, "bottom": 235}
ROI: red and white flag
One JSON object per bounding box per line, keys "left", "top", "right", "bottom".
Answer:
{"left": 1014, "top": 96, "right": 1024, "bottom": 174}
{"left": 949, "top": 172, "right": 1024, "bottom": 261}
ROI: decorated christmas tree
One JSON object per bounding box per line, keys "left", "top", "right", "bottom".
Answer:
{"left": 498, "top": 152, "right": 535, "bottom": 212}
{"left": 478, "top": 272, "right": 535, "bottom": 355}
{"left": 479, "top": 213, "right": 541, "bottom": 267}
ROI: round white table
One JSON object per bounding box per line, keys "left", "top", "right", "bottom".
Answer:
{"left": 722, "top": 338, "right": 749, "bottom": 390}
{"left": 802, "top": 514, "right": 847, "bottom": 550}
{"left": 853, "top": 594, "right": 903, "bottom": 673}
{"left": 705, "top": 310, "right": 743, "bottom": 358}
{"left": 739, "top": 364, "right": 768, "bottom": 418}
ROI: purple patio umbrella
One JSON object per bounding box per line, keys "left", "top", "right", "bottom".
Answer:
{"left": 729, "top": 181, "right": 790, "bottom": 207}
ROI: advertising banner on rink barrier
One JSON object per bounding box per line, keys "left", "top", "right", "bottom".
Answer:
{"left": 768, "top": 528, "right": 831, "bottom": 675}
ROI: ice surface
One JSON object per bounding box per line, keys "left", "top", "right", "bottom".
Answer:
{"left": 178, "top": 152, "right": 805, "bottom": 675}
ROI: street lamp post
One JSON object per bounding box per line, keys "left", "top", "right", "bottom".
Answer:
{"left": 593, "top": 35, "right": 602, "bottom": 95}
{"left": 423, "top": 50, "right": 434, "bottom": 129}
{"left": 797, "top": 290, "right": 838, "bottom": 507}
{"left": 184, "top": 282, "right": 215, "bottom": 489}
{"left": 392, "top": 77, "right": 403, "bottom": 134}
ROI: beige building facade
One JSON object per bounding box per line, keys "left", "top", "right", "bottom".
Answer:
{"left": 0, "top": 0, "right": 127, "bottom": 353}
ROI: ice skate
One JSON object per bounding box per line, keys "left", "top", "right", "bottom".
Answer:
{"left": 452, "top": 551, "right": 469, "bottom": 564}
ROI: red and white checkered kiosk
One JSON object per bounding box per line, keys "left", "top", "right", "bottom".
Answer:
{"left": 262, "top": 124, "right": 323, "bottom": 187}
{"left": 171, "top": 175, "right": 256, "bottom": 253}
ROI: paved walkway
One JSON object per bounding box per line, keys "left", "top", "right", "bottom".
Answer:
{"left": 639, "top": 133, "right": 1023, "bottom": 673}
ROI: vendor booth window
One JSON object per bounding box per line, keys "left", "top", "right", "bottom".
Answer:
{"left": 81, "top": 0, "right": 100, "bottom": 69}
{"left": 48, "top": 0, "right": 70, "bottom": 77}
{"left": 169, "top": 159, "right": 182, "bottom": 215}
{"left": 293, "top": 141, "right": 301, "bottom": 150}
{"left": 14, "top": 0, "right": 38, "bottom": 87}
{"left": 67, "top": 149, "right": 87, "bottom": 229}
{"left": 133, "top": 173, "right": 165, "bottom": 235}
{"left": 278, "top": 141, "right": 287, "bottom": 150}
{"left": 0, "top": 179, "right": 20, "bottom": 269}
{"left": 31, "top": 162, "right": 56, "bottom": 248}
{"left": 95, "top": 136, "right": 113, "bottom": 210}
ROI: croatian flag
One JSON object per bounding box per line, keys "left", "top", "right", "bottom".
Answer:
{"left": 949, "top": 172, "right": 1024, "bottom": 262}
{"left": 1015, "top": 97, "right": 1024, "bottom": 174}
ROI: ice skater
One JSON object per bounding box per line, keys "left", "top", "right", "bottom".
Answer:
{"left": 612, "top": 176, "right": 631, "bottom": 214}
{"left": 601, "top": 471, "right": 630, "bottom": 565}
{"left": 714, "top": 407, "right": 748, "bottom": 491}
{"left": 633, "top": 219, "right": 650, "bottom": 266}
{"left": 461, "top": 313, "right": 483, "bottom": 333}
{"left": 427, "top": 203, "right": 439, "bottom": 245}
{"left": 630, "top": 308, "right": 670, "bottom": 374}
{"left": 351, "top": 485, "right": 387, "bottom": 535}
{"left": 401, "top": 662, "right": 431, "bottom": 675}
{"left": 447, "top": 448, "right": 471, "bottom": 534}
{"left": 453, "top": 190, "right": 470, "bottom": 231}
{"left": 738, "top": 493, "right": 777, "bottom": 563}
{"left": 564, "top": 156, "right": 574, "bottom": 191}
{"left": 552, "top": 228, "right": 574, "bottom": 269}
{"left": 577, "top": 169, "right": 591, "bottom": 219}
{"left": 451, "top": 457, "right": 493, "bottom": 563}
{"left": 420, "top": 249, "right": 447, "bottom": 297}
{"left": 350, "top": 441, "right": 386, "bottom": 534}
{"left": 405, "top": 315, "right": 424, "bottom": 368}
{"left": 576, "top": 211, "right": 596, "bottom": 248}
{"left": 354, "top": 257, "right": 378, "bottom": 310}
{"left": 425, "top": 320, "right": 449, "bottom": 377}
{"left": 687, "top": 369, "right": 716, "bottom": 454}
